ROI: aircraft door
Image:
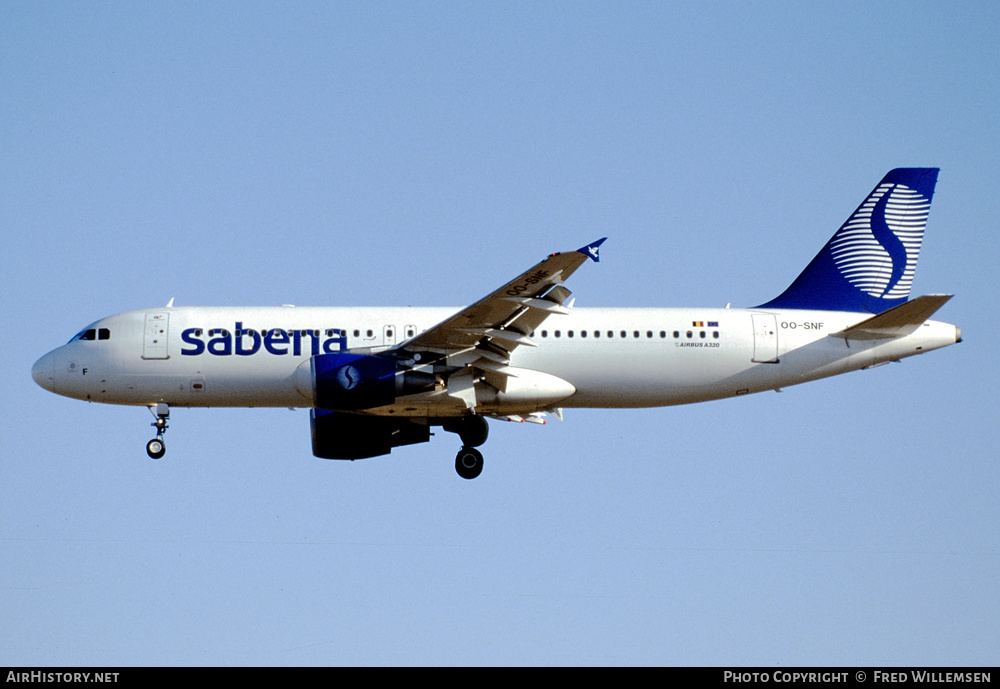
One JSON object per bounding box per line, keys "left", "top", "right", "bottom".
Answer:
{"left": 143, "top": 313, "right": 170, "bottom": 360}
{"left": 751, "top": 313, "right": 779, "bottom": 363}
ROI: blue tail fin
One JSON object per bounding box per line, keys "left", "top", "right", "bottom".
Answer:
{"left": 757, "top": 168, "right": 939, "bottom": 313}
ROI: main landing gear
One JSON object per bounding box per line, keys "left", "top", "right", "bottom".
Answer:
{"left": 146, "top": 403, "right": 169, "bottom": 459}
{"left": 455, "top": 447, "right": 484, "bottom": 480}
{"left": 444, "top": 415, "right": 489, "bottom": 480}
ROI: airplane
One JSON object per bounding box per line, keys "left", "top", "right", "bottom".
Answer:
{"left": 31, "top": 168, "right": 960, "bottom": 479}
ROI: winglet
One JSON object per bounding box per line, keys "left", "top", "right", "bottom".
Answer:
{"left": 578, "top": 238, "right": 607, "bottom": 263}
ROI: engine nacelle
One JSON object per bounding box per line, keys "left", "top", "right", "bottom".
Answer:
{"left": 311, "top": 408, "right": 430, "bottom": 459}
{"left": 309, "top": 352, "right": 435, "bottom": 411}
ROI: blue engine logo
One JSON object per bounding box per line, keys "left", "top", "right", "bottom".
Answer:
{"left": 336, "top": 365, "right": 361, "bottom": 390}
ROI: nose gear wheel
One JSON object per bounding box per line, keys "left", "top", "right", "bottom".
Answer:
{"left": 146, "top": 403, "right": 170, "bottom": 459}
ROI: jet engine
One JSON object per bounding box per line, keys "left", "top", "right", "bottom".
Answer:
{"left": 310, "top": 408, "right": 431, "bottom": 459}
{"left": 308, "top": 352, "right": 436, "bottom": 411}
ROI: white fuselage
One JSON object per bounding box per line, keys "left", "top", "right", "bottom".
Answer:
{"left": 32, "top": 305, "right": 960, "bottom": 416}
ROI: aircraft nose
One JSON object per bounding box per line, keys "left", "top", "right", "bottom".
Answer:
{"left": 32, "top": 352, "right": 56, "bottom": 392}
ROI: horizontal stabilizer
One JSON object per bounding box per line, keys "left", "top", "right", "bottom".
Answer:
{"left": 831, "top": 294, "right": 953, "bottom": 340}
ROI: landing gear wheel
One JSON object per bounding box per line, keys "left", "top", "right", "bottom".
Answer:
{"left": 146, "top": 438, "right": 166, "bottom": 459}
{"left": 443, "top": 415, "right": 489, "bottom": 448}
{"left": 146, "top": 403, "right": 170, "bottom": 460}
{"left": 458, "top": 415, "right": 489, "bottom": 448}
{"left": 455, "top": 447, "right": 484, "bottom": 480}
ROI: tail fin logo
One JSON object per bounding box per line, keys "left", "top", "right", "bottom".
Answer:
{"left": 828, "top": 182, "right": 931, "bottom": 300}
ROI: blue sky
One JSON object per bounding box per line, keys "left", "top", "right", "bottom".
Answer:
{"left": 3, "top": 1, "right": 997, "bottom": 666}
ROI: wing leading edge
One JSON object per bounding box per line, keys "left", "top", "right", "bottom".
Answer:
{"left": 392, "top": 238, "right": 606, "bottom": 403}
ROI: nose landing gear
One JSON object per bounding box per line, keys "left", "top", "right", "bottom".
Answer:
{"left": 146, "top": 403, "right": 169, "bottom": 459}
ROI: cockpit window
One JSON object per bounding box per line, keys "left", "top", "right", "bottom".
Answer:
{"left": 70, "top": 327, "right": 111, "bottom": 343}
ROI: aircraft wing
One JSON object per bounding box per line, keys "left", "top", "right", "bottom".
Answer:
{"left": 402, "top": 238, "right": 605, "bottom": 354}
{"left": 394, "top": 239, "right": 605, "bottom": 396}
